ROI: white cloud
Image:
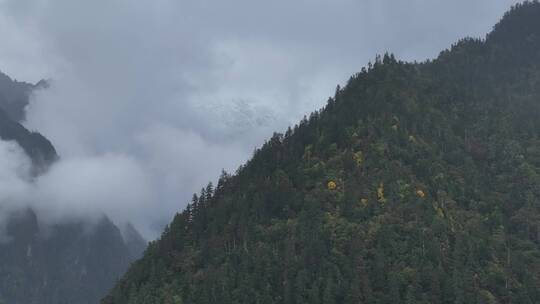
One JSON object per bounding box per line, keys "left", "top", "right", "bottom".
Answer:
{"left": 0, "top": 0, "right": 522, "bottom": 237}
{"left": 0, "top": 138, "right": 154, "bottom": 237}
{"left": 32, "top": 154, "right": 152, "bottom": 232}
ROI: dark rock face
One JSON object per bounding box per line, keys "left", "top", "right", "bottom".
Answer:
{"left": 0, "top": 211, "right": 143, "bottom": 304}
{"left": 121, "top": 222, "right": 147, "bottom": 261}
{"left": 0, "top": 72, "right": 147, "bottom": 304}
{"left": 0, "top": 108, "right": 57, "bottom": 173}
{"left": 0, "top": 71, "right": 46, "bottom": 122}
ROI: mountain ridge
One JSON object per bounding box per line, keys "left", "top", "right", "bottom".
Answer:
{"left": 0, "top": 71, "right": 147, "bottom": 304}
{"left": 104, "top": 2, "right": 540, "bottom": 303}
{"left": 0, "top": 70, "right": 46, "bottom": 122}
{"left": 0, "top": 107, "right": 57, "bottom": 173}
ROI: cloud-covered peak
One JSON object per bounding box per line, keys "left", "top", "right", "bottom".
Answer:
{"left": 0, "top": 0, "right": 522, "bottom": 237}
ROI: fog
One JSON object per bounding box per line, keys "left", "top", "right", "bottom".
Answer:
{"left": 0, "top": 0, "right": 521, "bottom": 238}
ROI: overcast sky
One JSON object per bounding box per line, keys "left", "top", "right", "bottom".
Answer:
{"left": 0, "top": 0, "right": 521, "bottom": 238}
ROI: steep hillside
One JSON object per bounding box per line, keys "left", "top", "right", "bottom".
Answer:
{"left": 0, "top": 108, "right": 57, "bottom": 173}
{"left": 104, "top": 2, "right": 540, "bottom": 304}
{"left": 0, "top": 75, "right": 147, "bottom": 304}
{"left": 0, "top": 71, "right": 45, "bottom": 122}
{"left": 0, "top": 70, "right": 55, "bottom": 172}
{"left": 0, "top": 211, "right": 145, "bottom": 304}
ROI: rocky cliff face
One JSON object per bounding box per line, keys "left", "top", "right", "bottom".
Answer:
{"left": 0, "top": 71, "right": 147, "bottom": 304}
{"left": 0, "top": 210, "right": 145, "bottom": 304}
{"left": 0, "top": 71, "right": 45, "bottom": 122}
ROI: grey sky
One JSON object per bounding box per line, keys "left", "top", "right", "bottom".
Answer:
{"left": 0, "top": 0, "right": 521, "bottom": 237}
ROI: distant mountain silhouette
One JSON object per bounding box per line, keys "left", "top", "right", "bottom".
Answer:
{"left": 0, "top": 71, "right": 46, "bottom": 122}
{"left": 0, "top": 72, "right": 147, "bottom": 304}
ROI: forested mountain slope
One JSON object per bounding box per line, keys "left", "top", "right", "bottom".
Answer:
{"left": 104, "top": 2, "right": 540, "bottom": 303}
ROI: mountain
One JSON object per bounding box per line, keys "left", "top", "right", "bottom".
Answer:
{"left": 0, "top": 211, "right": 145, "bottom": 304}
{"left": 0, "top": 74, "right": 147, "bottom": 303}
{"left": 0, "top": 70, "right": 55, "bottom": 173}
{"left": 103, "top": 2, "right": 540, "bottom": 304}
{"left": 0, "top": 71, "right": 46, "bottom": 122}
{"left": 122, "top": 223, "right": 148, "bottom": 261}
{"left": 0, "top": 108, "right": 57, "bottom": 174}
